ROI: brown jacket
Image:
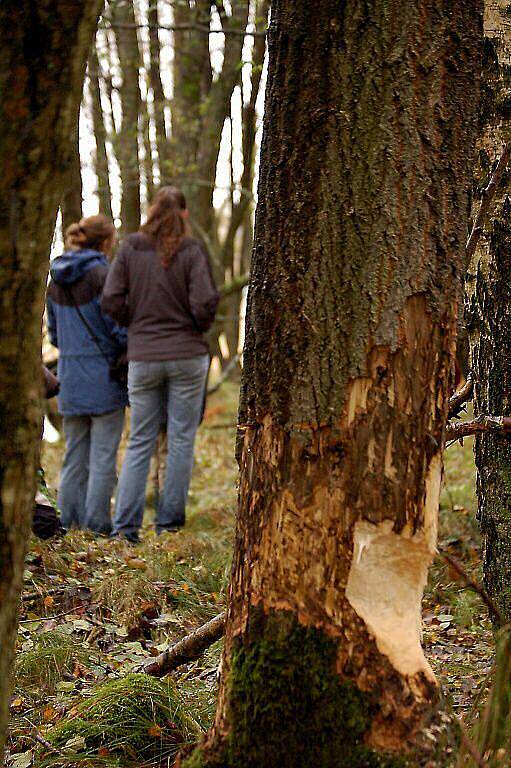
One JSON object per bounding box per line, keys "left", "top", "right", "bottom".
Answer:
{"left": 101, "top": 233, "right": 219, "bottom": 361}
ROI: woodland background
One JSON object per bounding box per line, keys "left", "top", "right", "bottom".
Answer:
{"left": 2, "top": 1, "right": 511, "bottom": 767}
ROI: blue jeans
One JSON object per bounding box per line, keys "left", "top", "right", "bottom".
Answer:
{"left": 58, "top": 409, "right": 125, "bottom": 535}
{"left": 113, "top": 355, "right": 209, "bottom": 539}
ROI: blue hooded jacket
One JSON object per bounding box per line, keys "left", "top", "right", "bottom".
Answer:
{"left": 46, "top": 250, "right": 128, "bottom": 416}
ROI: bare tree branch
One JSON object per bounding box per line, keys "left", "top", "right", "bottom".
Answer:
{"left": 439, "top": 550, "right": 503, "bottom": 624}
{"left": 207, "top": 353, "right": 241, "bottom": 395}
{"left": 466, "top": 144, "right": 511, "bottom": 264}
{"left": 101, "top": 20, "right": 266, "bottom": 37}
{"left": 448, "top": 375, "right": 473, "bottom": 419}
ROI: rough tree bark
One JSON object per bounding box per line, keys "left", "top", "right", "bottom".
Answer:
{"left": 111, "top": 0, "right": 141, "bottom": 233}
{"left": 466, "top": 0, "right": 511, "bottom": 623}
{"left": 183, "top": 1, "right": 481, "bottom": 766}
{"left": 0, "top": 1, "right": 102, "bottom": 756}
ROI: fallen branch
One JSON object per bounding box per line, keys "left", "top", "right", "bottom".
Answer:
{"left": 29, "top": 729, "right": 65, "bottom": 757}
{"left": 448, "top": 375, "right": 473, "bottom": 419}
{"left": 21, "top": 584, "right": 89, "bottom": 603}
{"left": 143, "top": 612, "right": 226, "bottom": 677}
{"left": 466, "top": 144, "right": 511, "bottom": 264}
{"left": 207, "top": 353, "right": 241, "bottom": 396}
{"left": 446, "top": 414, "right": 511, "bottom": 442}
{"left": 440, "top": 550, "right": 502, "bottom": 624}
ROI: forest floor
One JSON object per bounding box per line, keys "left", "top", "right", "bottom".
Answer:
{"left": 5, "top": 382, "right": 493, "bottom": 768}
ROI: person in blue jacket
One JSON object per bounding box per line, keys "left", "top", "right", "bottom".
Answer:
{"left": 46, "top": 214, "right": 128, "bottom": 535}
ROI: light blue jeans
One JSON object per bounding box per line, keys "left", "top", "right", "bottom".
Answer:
{"left": 113, "top": 355, "right": 209, "bottom": 539}
{"left": 58, "top": 409, "right": 125, "bottom": 535}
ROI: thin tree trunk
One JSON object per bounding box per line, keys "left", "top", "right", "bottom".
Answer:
{"left": 184, "top": 1, "right": 482, "bottom": 765}
{"left": 193, "top": 0, "right": 249, "bottom": 247}
{"left": 61, "top": 114, "right": 83, "bottom": 231}
{"left": 141, "top": 93, "right": 155, "bottom": 203}
{"left": 0, "top": 2, "right": 102, "bottom": 756}
{"left": 148, "top": 0, "right": 170, "bottom": 185}
{"left": 466, "top": 0, "right": 511, "bottom": 624}
{"left": 171, "top": 0, "right": 212, "bottom": 189}
{"left": 220, "top": 0, "right": 267, "bottom": 363}
{"left": 112, "top": 0, "right": 141, "bottom": 234}
{"left": 89, "top": 43, "right": 113, "bottom": 219}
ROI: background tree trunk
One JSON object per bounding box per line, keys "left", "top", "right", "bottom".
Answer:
{"left": 111, "top": 0, "right": 141, "bottom": 234}
{"left": 89, "top": 43, "right": 113, "bottom": 219}
{"left": 148, "top": 0, "right": 170, "bottom": 185}
{"left": 466, "top": 0, "right": 511, "bottom": 623}
{"left": 185, "top": 1, "right": 482, "bottom": 765}
{"left": 61, "top": 115, "right": 83, "bottom": 231}
{"left": 0, "top": 1, "right": 102, "bottom": 756}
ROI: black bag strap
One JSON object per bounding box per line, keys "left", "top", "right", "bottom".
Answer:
{"left": 63, "top": 284, "right": 112, "bottom": 366}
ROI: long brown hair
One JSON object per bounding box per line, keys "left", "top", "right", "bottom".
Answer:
{"left": 65, "top": 214, "right": 115, "bottom": 252}
{"left": 141, "top": 186, "right": 189, "bottom": 267}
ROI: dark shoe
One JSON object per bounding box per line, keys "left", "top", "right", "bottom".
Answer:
{"left": 110, "top": 531, "right": 140, "bottom": 545}
{"left": 157, "top": 525, "right": 184, "bottom": 535}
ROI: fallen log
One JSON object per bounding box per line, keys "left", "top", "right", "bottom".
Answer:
{"left": 143, "top": 611, "right": 226, "bottom": 677}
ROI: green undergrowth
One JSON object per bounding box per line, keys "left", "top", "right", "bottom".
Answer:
{"left": 16, "top": 630, "right": 93, "bottom": 693}
{"left": 44, "top": 674, "right": 200, "bottom": 766}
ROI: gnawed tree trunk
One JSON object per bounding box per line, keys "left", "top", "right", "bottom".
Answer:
{"left": 89, "top": 43, "right": 113, "bottom": 219}
{"left": 0, "top": 1, "right": 102, "bottom": 756}
{"left": 184, "top": 1, "right": 481, "bottom": 765}
{"left": 112, "top": 0, "right": 141, "bottom": 233}
{"left": 466, "top": 0, "right": 511, "bottom": 624}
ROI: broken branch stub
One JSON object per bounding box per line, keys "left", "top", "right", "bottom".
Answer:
{"left": 445, "top": 415, "right": 511, "bottom": 442}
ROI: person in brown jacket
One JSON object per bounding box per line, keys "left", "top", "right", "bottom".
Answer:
{"left": 101, "top": 186, "right": 219, "bottom": 542}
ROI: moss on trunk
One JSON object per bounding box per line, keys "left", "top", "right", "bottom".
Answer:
{"left": 183, "top": 611, "right": 410, "bottom": 768}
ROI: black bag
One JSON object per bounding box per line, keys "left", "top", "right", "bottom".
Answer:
{"left": 108, "top": 355, "right": 129, "bottom": 389}
{"left": 33, "top": 502, "right": 66, "bottom": 540}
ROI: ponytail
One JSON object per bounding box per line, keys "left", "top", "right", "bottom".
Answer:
{"left": 65, "top": 214, "right": 115, "bottom": 252}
